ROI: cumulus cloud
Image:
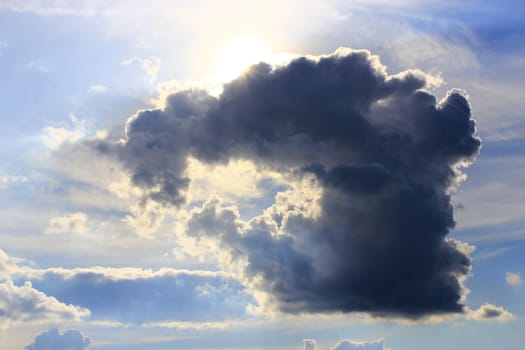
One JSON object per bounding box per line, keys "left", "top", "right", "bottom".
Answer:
{"left": 44, "top": 212, "right": 89, "bottom": 235}
{"left": 96, "top": 48, "right": 481, "bottom": 318}
{"left": 0, "top": 280, "right": 90, "bottom": 329}
{"left": 506, "top": 272, "right": 522, "bottom": 286}
{"left": 469, "top": 303, "right": 514, "bottom": 322}
{"left": 25, "top": 328, "right": 91, "bottom": 350}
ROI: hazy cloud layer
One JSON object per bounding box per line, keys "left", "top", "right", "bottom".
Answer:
{"left": 102, "top": 48, "right": 481, "bottom": 318}
{"left": 25, "top": 328, "right": 91, "bottom": 350}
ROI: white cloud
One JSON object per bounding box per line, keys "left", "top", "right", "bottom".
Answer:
{"left": 0, "top": 280, "right": 90, "bottom": 329}
{"left": 25, "top": 328, "right": 91, "bottom": 350}
{"left": 0, "top": 247, "right": 229, "bottom": 282}
{"left": 41, "top": 114, "right": 86, "bottom": 150}
{"left": 45, "top": 212, "right": 89, "bottom": 235}
{"left": 469, "top": 303, "right": 514, "bottom": 322}
{"left": 506, "top": 272, "right": 522, "bottom": 286}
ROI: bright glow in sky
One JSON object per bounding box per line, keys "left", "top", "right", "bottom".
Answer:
{"left": 215, "top": 36, "right": 270, "bottom": 81}
{"left": 0, "top": 1, "right": 524, "bottom": 350}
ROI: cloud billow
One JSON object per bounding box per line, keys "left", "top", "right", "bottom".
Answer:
{"left": 25, "top": 328, "right": 90, "bottom": 350}
{"left": 110, "top": 48, "right": 481, "bottom": 318}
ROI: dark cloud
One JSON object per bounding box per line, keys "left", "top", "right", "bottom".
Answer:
{"left": 25, "top": 328, "right": 90, "bottom": 350}
{"left": 105, "top": 48, "right": 481, "bottom": 318}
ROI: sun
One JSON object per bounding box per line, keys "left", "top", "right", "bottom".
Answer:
{"left": 215, "top": 37, "right": 270, "bottom": 82}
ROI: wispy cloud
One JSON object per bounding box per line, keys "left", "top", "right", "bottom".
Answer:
{"left": 121, "top": 56, "right": 161, "bottom": 83}
{"left": 472, "top": 247, "right": 514, "bottom": 261}
{"left": 41, "top": 114, "right": 86, "bottom": 150}
{"left": 44, "top": 212, "right": 89, "bottom": 235}
{"left": 0, "top": 174, "right": 27, "bottom": 189}
{"left": 506, "top": 272, "right": 522, "bottom": 286}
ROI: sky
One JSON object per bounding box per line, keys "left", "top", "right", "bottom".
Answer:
{"left": 0, "top": 1, "right": 524, "bottom": 349}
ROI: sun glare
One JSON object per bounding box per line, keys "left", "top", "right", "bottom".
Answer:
{"left": 215, "top": 37, "right": 270, "bottom": 81}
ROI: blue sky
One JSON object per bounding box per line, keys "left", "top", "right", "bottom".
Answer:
{"left": 0, "top": 1, "right": 524, "bottom": 349}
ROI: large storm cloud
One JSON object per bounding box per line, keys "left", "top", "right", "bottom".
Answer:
{"left": 106, "top": 48, "right": 481, "bottom": 318}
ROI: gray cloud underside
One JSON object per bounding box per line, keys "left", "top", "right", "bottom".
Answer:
{"left": 99, "top": 48, "right": 481, "bottom": 318}
{"left": 25, "top": 328, "right": 90, "bottom": 350}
